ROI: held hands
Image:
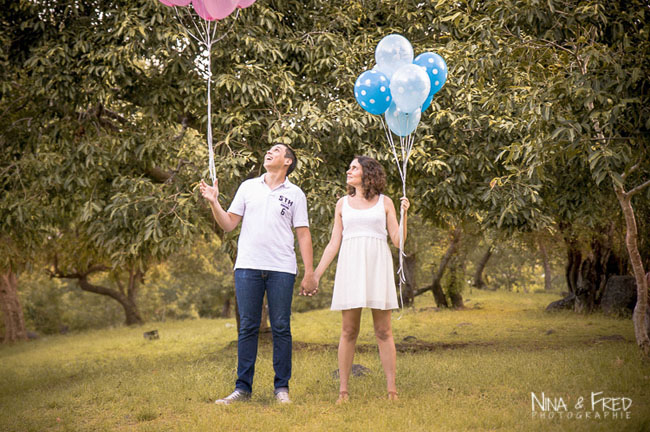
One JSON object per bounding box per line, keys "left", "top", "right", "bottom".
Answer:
{"left": 199, "top": 179, "right": 219, "bottom": 204}
{"left": 299, "top": 273, "right": 319, "bottom": 297}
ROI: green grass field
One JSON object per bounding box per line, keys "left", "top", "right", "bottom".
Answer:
{"left": 1, "top": 290, "right": 649, "bottom": 431}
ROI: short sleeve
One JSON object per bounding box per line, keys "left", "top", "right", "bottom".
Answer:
{"left": 227, "top": 182, "right": 247, "bottom": 216}
{"left": 292, "top": 190, "right": 309, "bottom": 228}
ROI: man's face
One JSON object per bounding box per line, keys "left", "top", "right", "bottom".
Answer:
{"left": 263, "top": 144, "right": 290, "bottom": 172}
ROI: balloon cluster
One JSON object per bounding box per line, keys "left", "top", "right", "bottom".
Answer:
{"left": 354, "top": 34, "right": 447, "bottom": 136}
{"left": 156, "top": 0, "right": 257, "bottom": 183}
{"left": 158, "top": 0, "right": 255, "bottom": 21}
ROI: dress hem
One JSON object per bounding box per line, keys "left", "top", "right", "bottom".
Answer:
{"left": 331, "top": 302, "right": 398, "bottom": 311}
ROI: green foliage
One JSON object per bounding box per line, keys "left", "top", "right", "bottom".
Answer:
{"left": 483, "top": 0, "right": 650, "bottom": 234}
{"left": 17, "top": 238, "right": 234, "bottom": 333}
{"left": 143, "top": 237, "right": 234, "bottom": 320}
{"left": 20, "top": 272, "right": 124, "bottom": 333}
{"left": 2, "top": 0, "right": 648, "bottom": 325}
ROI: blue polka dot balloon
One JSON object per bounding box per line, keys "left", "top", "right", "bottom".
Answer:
{"left": 354, "top": 69, "right": 392, "bottom": 115}
{"left": 414, "top": 52, "right": 447, "bottom": 111}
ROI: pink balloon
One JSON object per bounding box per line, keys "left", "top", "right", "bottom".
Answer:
{"left": 204, "top": 0, "right": 238, "bottom": 19}
{"left": 192, "top": 0, "right": 216, "bottom": 20}
{"left": 164, "top": 0, "right": 192, "bottom": 5}
{"left": 237, "top": 0, "right": 256, "bottom": 8}
{"left": 158, "top": 0, "right": 176, "bottom": 6}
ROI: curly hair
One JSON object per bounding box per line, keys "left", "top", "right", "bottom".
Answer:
{"left": 347, "top": 156, "right": 386, "bottom": 200}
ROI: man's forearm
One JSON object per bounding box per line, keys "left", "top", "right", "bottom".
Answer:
{"left": 297, "top": 229, "right": 314, "bottom": 274}
{"left": 209, "top": 200, "right": 235, "bottom": 232}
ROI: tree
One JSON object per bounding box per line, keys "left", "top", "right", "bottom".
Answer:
{"left": 485, "top": 0, "right": 650, "bottom": 354}
{"left": 0, "top": 2, "right": 61, "bottom": 341}
{"left": 1, "top": 1, "right": 218, "bottom": 326}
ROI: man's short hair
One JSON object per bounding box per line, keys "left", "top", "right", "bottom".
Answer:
{"left": 279, "top": 143, "right": 297, "bottom": 175}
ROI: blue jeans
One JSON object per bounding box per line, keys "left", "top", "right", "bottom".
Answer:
{"left": 234, "top": 269, "right": 295, "bottom": 394}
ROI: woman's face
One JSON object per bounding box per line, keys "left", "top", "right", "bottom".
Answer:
{"left": 346, "top": 159, "right": 363, "bottom": 188}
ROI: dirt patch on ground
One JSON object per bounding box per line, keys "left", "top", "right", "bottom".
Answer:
{"left": 222, "top": 334, "right": 629, "bottom": 354}
{"left": 292, "top": 340, "right": 495, "bottom": 353}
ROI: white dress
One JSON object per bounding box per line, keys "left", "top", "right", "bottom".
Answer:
{"left": 331, "top": 194, "right": 398, "bottom": 310}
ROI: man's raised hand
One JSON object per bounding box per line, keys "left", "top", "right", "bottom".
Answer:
{"left": 200, "top": 179, "right": 219, "bottom": 204}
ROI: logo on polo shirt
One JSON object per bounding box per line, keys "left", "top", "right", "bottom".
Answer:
{"left": 279, "top": 195, "right": 293, "bottom": 216}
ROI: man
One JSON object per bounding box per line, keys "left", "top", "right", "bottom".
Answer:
{"left": 199, "top": 143, "right": 318, "bottom": 405}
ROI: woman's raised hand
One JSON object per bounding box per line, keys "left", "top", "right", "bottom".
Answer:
{"left": 400, "top": 197, "right": 410, "bottom": 213}
{"left": 200, "top": 179, "right": 219, "bottom": 204}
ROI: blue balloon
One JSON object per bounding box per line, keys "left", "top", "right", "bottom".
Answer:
{"left": 374, "top": 34, "right": 414, "bottom": 79}
{"left": 385, "top": 102, "right": 421, "bottom": 137}
{"left": 421, "top": 93, "right": 434, "bottom": 112}
{"left": 414, "top": 52, "right": 448, "bottom": 111}
{"left": 354, "top": 70, "right": 392, "bottom": 115}
{"left": 389, "top": 64, "right": 430, "bottom": 113}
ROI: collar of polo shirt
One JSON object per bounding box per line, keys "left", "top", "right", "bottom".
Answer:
{"left": 260, "top": 174, "right": 291, "bottom": 188}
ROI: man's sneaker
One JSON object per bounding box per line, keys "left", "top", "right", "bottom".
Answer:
{"left": 275, "top": 389, "right": 291, "bottom": 404}
{"left": 215, "top": 389, "right": 251, "bottom": 405}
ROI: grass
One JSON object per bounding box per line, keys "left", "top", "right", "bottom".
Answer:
{"left": 1, "top": 290, "right": 649, "bottom": 431}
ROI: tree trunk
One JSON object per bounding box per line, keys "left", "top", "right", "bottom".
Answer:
{"left": 401, "top": 252, "right": 416, "bottom": 307}
{"left": 585, "top": 57, "right": 648, "bottom": 356}
{"left": 562, "top": 233, "right": 622, "bottom": 313}
{"left": 472, "top": 245, "right": 492, "bottom": 290}
{"left": 0, "top": 270, "right": 27, "bottom": 343}
{"left": 448, "top": 255, "right": 465, "bottom": 308}
{"left": 449, "top": 291, "right": 464, "bottom": 308}
{"left": 221, "top": 296, "right": 232, "bottom": 318}
{"left": 646, "top": 272, "right": 650, "bottom": 337}
{"left": 414, "top": 227, "right": 461, "bottom": 308}
{"left": 614, "top": 185, "right": 650, "bottom": 357}
{"left": 538, "top": 239, "right": 552, "bottom": 291}
{"left": 78, "top": 276, "right": 143, "bottom": 325}
{"left": 434, "top": 227, "right": 462, "bottom": 307}
{"left": 574, "top": 239, "right": 612, "bottom": 313}
{"left": 565, "top": 238, "right": 581, "bottom": 295}
{"left": 122, "top": 297, "right": 143, "bottom": 326}
{"left": 430, "top": 279, "right": 448, "bottom": 307}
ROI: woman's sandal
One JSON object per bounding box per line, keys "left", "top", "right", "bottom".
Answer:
{"left": 336, "top": 391, "right": 349, "bottom": 404}
{"left": 388, "top": 391, "right": 399, "bottom": 401}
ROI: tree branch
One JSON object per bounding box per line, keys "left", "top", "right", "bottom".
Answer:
{"left": 628, "top": 179, "right": 650, "bottom": 197}
{"left": 48, "top": 261, "right": 110, "bottom": 280}
{"left": 145, "top": 166, "right": 173, "bottom": 183}
{"left": 48, "top": 261, "right": 127, "bottom": 303}
{"left": 413, "top": 284, "right": 434, "bottom": 297}
{"left": 622, "top": 163, "right": 640, "bottom": 180}
{"left": 172, "top": 116, "right": 189, "bottom": 141}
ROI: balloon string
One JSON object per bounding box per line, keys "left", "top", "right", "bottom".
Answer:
{"left": 170, "top": 6, "right": 241, "bottom": 184}
{"left": 206, "top": 22, "right": 216, "bottom": 184}
{"left": 380, "top": 116, "right": 413, "bottom": 320}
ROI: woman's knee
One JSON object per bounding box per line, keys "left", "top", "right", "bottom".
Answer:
{"left": 341, "top": 324, "right": 360, "bottom": 341}
{"left": 374, "top": 325, "right": 392, "bottom": 342}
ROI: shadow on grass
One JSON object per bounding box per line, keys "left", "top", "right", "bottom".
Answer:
{"left": 220, "top": 334, "right": 631, "bottom": 354}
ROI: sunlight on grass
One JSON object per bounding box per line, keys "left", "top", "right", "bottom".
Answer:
{"left": 1, "top": 290, "right": 649, "bottom": 431}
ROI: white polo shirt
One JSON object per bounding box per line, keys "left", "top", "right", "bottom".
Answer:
{"left": 228, "top": 175, "right": 309, "bottom": 274}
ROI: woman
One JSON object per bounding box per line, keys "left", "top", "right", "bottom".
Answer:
{"left": 314, "top": 156, "right": 409, "bottom": 403}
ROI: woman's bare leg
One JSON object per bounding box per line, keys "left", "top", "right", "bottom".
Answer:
{"left": 372, "top": 309, "right": 397, "bottom": 395}
{"left": 338, "top": 308, "right": 362, "bottom": 395}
